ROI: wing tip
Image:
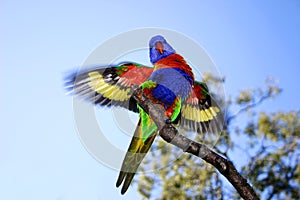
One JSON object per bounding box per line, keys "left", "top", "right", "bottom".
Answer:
{"left": 62, "top": 69, "right": 80, "bottom": 94}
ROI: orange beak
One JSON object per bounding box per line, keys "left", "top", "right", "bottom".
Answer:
{"left": 155, "top": 42, "right": 164, "bottom": 54}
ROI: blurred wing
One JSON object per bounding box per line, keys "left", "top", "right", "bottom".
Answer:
{"left": 64, "top": 63, "right": 153, "bottom": 112}
{"left": 179, "top": 81, "right": 223, "bottom": 134}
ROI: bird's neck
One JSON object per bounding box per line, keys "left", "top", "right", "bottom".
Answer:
{"left": 154, "top": 54, "right": 194, "bottom": 82}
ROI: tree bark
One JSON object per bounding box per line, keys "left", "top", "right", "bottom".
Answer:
{"left": 132, "top": 88, "right": 260, "bottom": 200}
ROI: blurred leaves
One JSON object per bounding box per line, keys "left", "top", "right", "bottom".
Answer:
{"left": 243, "top": 111, "right": 300, "bottom": 199}
{"left": 136, "top": 75, "right": 299, "bottom": 200}
{"left": 236, "top": 89, "right": 254, "bottom": 104}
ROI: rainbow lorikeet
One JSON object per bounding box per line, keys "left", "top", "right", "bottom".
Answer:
{"left": 64, "top": 35, "right": 222, "bottom": 194}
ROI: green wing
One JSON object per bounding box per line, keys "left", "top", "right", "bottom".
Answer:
{"left": 64, "top": 63, "right": 153, "bottom": 112}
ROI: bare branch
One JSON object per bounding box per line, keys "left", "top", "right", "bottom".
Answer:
{"left": 132, "top": 88, "right": 260, "bottom": 200}
{"left": 227, "top": 90, "right": 271, "bottom": 123}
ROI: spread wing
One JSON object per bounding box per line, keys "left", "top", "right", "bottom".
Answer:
{"left": 64, "top": 62, "right": 153, "bottom": 112}
{"left": 179, "top": 81, "right": 224, "bottom": 135}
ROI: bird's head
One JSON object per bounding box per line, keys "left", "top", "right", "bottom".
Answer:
{"left": 149, "top": 35, "right": 175, "bottom": 64}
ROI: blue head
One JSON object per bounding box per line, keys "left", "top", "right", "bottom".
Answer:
{"left": 149, "top": 35, "right": 176, "bottom": 64}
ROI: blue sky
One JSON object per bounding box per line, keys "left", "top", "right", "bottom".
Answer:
{"left": 1, "top": 1, "right": 300, "bottom": 199}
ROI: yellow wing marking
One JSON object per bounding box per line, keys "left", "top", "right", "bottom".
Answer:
{"left": 182, "top": 105, "right": 220, "bottom": 122}
{"left": 88, "top": 71, "right": 131, "bottom": 101}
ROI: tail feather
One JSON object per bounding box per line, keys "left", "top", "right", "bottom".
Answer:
{"left": 116, "top": 118, "right": 157, "bottom": 194}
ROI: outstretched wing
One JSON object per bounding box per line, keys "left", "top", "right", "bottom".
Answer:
{"left": 64, "top": 63, "right": 153, "bottom": 112}
{"left": 179, "top": 81, "right": 224, "bottom": 134}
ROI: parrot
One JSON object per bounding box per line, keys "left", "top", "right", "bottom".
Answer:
{"left": 64, "top": 35, "right": 223, "bottom": 194}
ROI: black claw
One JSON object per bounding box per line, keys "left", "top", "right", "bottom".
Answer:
{"left": 165, "top": 118, "right": 172, "bottom": 124}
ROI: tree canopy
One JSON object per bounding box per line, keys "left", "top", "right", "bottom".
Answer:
{"left": 134, "top": 76, "right": 300, "bottom": 200}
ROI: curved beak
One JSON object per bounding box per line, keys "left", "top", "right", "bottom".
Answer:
{"left": 155, "top": 42, "right": 164, "bottom": 54}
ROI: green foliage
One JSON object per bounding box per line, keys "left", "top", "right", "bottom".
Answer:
{"left": 243, "top": 111, "right": 300, "bottom": 199}
{"left": 136, "top": 76, "right": 300, "bottom": 200}
{"left": 236, "top": 90, "right": 254, "bottom": 104}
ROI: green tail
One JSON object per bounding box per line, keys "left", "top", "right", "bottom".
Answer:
{"left": 116, "top": 107, "right": 157, "bottom": 194}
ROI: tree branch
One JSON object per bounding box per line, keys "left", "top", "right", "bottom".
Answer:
{"left": 132, "top": 88, "right": 259, "bottom": 200}
{"left": 227, "top": 90, "right": 272, "bottom": 123}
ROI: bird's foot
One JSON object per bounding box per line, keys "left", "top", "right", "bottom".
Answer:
{"left": 165, "top": 118, "right": 172, "bottom": 124}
